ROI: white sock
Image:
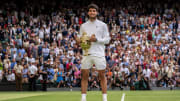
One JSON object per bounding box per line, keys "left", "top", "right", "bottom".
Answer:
{"left": 103, "top": 94, "right": 107, "bottom": 101}
{"left": 81, "top": 94, "right": 86, "bottom": 101}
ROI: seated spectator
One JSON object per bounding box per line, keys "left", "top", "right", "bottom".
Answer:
{"left": 89, "top": 73, "right": 99, "bottom": 89}
{"left": 65, "top": 72, "right": 73, "bottom": 89}
{"left": 57, "top": 67, "right": 64, "bottom": 88}
{"left": 22, "top": 64, "right": 28, "bottom": 83}
{"left": 0, "top": 57, "right": 3, "bottom": 81}
{"left": 74, "top": 67, "right": 81, "bottom": 87}
{"left": 112, "top": 67, "right": 123, "bottom": 90}
{"left": 6, "top": 70, "right": 15, "bottom": 82}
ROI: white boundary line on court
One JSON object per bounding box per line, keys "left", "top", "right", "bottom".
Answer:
{"left": 121, "top": 93, "right": 126, "bottom": 101}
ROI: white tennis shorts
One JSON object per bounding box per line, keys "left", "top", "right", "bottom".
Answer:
{"left": 81, "top": 56, "right": 106, "bottom": 70}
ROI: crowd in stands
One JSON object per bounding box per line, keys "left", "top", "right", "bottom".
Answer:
{"left": 0, "top": 0, "right": 180, "bottom": 90}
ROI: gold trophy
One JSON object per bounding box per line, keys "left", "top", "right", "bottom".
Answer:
{"left": 80, "top": 32, "right": 91, "bottom": 56}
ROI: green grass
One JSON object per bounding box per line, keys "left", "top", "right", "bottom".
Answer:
{"left": 0, "top": 90, "right": 180, "bottom": 101}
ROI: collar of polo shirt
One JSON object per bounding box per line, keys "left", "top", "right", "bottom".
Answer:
{"left": 88, "top": 19, "right": 98, "bottom": 23}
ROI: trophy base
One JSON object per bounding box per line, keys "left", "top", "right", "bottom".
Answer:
{"left": 83, "top": 50, "right": 90, "bottom": 56}
{"left": 83, "top": 54, "right": 90, "bottom": 56}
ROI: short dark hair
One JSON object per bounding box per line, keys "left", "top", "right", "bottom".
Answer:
{"left": 88, "top": 4, "right": 99, "bottom": 11}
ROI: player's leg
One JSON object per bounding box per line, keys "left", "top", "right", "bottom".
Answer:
{"left": 98, "top": 70, "right": 107, "bottom": 101}
{"left": 81, "top": 69, "right": 90, "bottom": 94}
{"left": 81, "top": 69, "right": 89, "bottom": 101}
{"left": 81, "top": 56, "right": 92, "bottom": 101}
{"left": 94, "top": 56, "right": 107, "bottom": 101}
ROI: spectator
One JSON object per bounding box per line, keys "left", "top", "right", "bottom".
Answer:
{"left": 22, "top": 64, "right": 28, "bottom": 83}
{"left": 74, "top": 67, "right": 81, "bottom": 87}
{"left": 56, "top": 67, "right": 64, "bottom": 88}
{"left": 65, "top": 72, "right": 73, "bottom": 89}
{"left": 0, "top": 57, "right": 3, "bottom": 82}
{"left": 14, "top": 61, "right": 23, "bottom": 91}
{"left": 28, "top": 60, "right": 38, "bottom": 91}
{"left": 6, "top": 70, "right": 15, "bottom": 82}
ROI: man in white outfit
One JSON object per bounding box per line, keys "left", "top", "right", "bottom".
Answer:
{"left": 75, "top": 4, "right": 110, "bottom": 101}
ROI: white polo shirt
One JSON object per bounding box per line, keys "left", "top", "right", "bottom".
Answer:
{"left": 79, "top": 19, "right": 110, "bottom": 57}
{"left": 28, "top": 65, "right": 37, "bottom": 75}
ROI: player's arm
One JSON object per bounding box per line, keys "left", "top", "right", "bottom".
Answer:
{"left": 75, "top": 34, "right": 81, "bottom": 44}
{"left": 96, "top": 24, "right": 110, "bottom": 44}
{"left": 75, "top": 25, "right": 83, "bottom": 44}
{"left": 90, "top": 34, "right": 97, "bottom": 42}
